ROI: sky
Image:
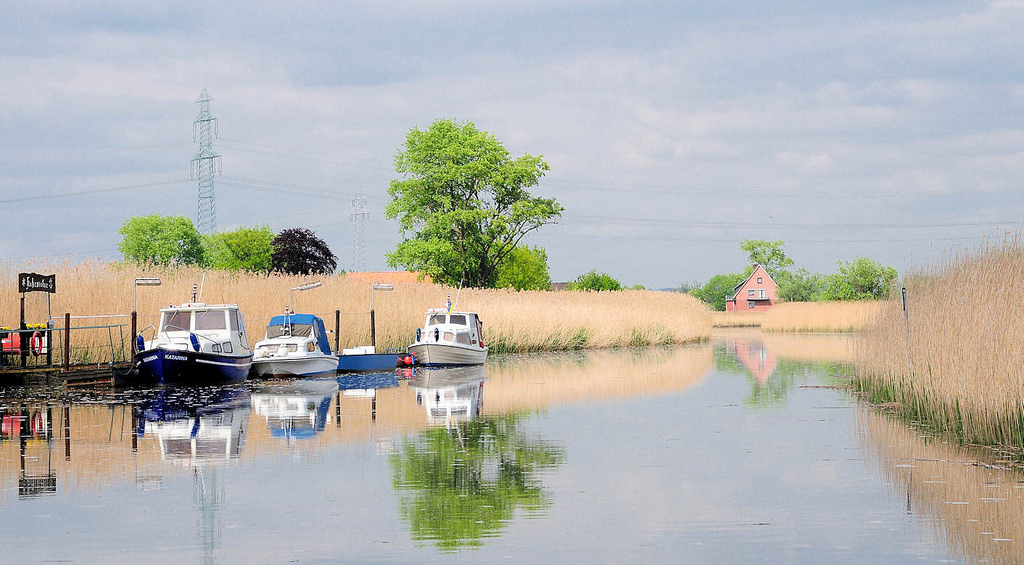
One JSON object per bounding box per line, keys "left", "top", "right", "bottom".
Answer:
{"left": 3, "top": 1, "right": 1024, "bottom": 289}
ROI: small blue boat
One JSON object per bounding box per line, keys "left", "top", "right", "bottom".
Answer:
{"left": 337, "top": 346, "right": 401, "bottom": 372}
{"left": 134, "top": 302, "right": 253, "bottom": 385}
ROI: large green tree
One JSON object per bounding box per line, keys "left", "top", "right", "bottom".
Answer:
{"left": 206, "top": 225, "right": 274, "bottom": 272}
{"left": 386, "top": 119, "right": 564, "bottom": 288}
{"left": 494, "top": 245, "right": 551, "bottom": 290}
{"left": 118, "top": 214, "right": 205, "bottom": 265}
{"left": 740, "top": 239, "right": 794, "bottom": 278}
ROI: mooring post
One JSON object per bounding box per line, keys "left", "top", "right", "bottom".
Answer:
{"left": 334, "top": 309, "right": 340, "bottom": 354}
{"left": 130, "top": 311, "right": 137, "bottom": 354}
{"left": 63, "top": 313, "right": 70, "bottom": 372}
{"left": 370, "top": 309, "right": 376, "bottom": 349}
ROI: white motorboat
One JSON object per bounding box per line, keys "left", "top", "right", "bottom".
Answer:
{"left": 250, "top": 311, "right": 339, "bottom": 378}
{"left": 134, "top": 302, "right": 253, "bottom": 385}
{"left": 408, "top": 307, "right": 488, "bottom": 366}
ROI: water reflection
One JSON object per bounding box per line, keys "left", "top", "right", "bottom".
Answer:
{"left": 860, "top": 406, "right": 1024, "bottom": 563}
{"left": 137, "top": 386, "right": 250, "bottom": 464}
{"left": 715, "top": 330, "right": 855, "bottom": 406}
{"left": 409, "top": 366, "right": 486, "bottom": 428}
{"left": 391, "top": 366, "right": 564, "bottom": 552}
{"left": 250, "top": 378, "right": 337, "bottom": 444}
{"left": 1, "top": 403, "right": 57, "bottom": 498}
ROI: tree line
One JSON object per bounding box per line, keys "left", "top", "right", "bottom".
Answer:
{"left": 688, "top": 239, "right": 898, "bottom": 310}
{"left": 116, "top": 119, "right": 895, "bottom": 298}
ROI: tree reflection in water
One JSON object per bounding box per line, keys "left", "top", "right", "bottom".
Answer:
{"left": 389, "top": 413, "right": 565, "bottom": 552}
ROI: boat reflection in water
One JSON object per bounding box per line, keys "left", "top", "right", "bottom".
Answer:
{"left": 136, "top": 386, "right": 251, "bottom": 464}
{"left": 409, "top": 366, "right": 485, "bottom": 428}
{"left": 250, "top": 378, "right": 338, "bottom": 443}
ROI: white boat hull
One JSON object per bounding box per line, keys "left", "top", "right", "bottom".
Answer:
{"left": 250, "top": 354, "right": 339, "bottom": 377}
{"left": 408, "top": 343, "right": 488, "bottom": 366}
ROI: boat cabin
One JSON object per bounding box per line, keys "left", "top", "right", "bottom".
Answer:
{"left": 152, "top": 303, "right": 250, "bottom": 355}
{"left": 257, "top": 313, "right": 333, "bottom": 357}
{"left": 421, "top": 309, "right": 484, "bottom": 348}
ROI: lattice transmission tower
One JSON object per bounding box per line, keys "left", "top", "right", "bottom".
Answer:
{"left": 190, "top": 88, "right": 221, "bottom": 235}
{"left": 350, "top": 192, "right": 368, "bottom": 272}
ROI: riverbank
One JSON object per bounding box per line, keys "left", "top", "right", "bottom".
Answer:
{"left": 1, "top": 261, "right": 712, "bottom": 362}
{"left": 855, "top": 234, "right": 1024, "bottom": 447}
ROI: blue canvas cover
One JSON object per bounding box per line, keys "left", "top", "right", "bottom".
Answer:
{"left": 266, "top": 313, "right": 332, "bottom": 355}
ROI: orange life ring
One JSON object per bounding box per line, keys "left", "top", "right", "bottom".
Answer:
{"left": 30, "top": 331, "right": 43, "bottom": 356}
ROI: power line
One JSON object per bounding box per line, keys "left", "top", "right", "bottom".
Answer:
{"left": 0, "top": 179, "right": 189, "bottom": 204}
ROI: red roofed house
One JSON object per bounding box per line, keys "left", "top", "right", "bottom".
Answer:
{"left": 725, "top": 265, "right": 778, "bottom": 312}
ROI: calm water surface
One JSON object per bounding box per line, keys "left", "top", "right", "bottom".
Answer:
{"left": 1, "top": 331, "right": 1021, "bottom": 563}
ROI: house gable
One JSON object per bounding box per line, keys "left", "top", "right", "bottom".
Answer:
{"left": 725, "top": 265, "right": 779, "bottom": 312}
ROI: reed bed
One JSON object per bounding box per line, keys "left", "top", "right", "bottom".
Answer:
{"left": 0, "top": 260, "right": 712, "bottom": 363}
{"left": 856, "top": 233, "right": 1024, "bottom": 446}
{"left": 710, "top": 311, "right": 764, "bottom": 328}
{"left": 760, "top": 301, "right": 882, "bottom": 333}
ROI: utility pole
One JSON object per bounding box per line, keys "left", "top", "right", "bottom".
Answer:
{"left": 191, "top": 88, "right": 221, "bottom": 235}
{"left": 351, "top": 191, "right": 368, "bottom": 272}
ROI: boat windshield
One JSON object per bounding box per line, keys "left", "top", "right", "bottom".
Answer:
{"left": 449, "top": 314, "right": 467, "bottom": 326}
{"left": 266, "top": 323, "right": 313, "bottom": 339}
{"left": 429, "top": 314, "right": 446, "bottom": 325}
{"left": 161, "top": 310, "right": 191, "bottom": 333}
{"left": 195, "top": 310, "right": 227, "bottom": 331}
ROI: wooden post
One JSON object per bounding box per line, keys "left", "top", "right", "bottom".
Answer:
{"left": 130, "top": 311, "right": 137, "bottom": 354}
{"left": 334, "top": 309, "right": 340, "bottom": 354}
{"left": 63, "top": 313, "right": 70, "bottom": 372}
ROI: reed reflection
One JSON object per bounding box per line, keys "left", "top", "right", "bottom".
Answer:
{"left": 859, "top": 406, "right": 1024, "bottom": 563}
{"left": 392, "top": 366, "right": 564, "bottom": 552}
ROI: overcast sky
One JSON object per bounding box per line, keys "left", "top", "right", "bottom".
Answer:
{"left": 3, "top": 1, "right": 1023, "bottom": 288}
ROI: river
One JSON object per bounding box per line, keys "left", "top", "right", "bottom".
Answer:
{"left": 0, "top": 330, "right": 1020, "bottom": 563}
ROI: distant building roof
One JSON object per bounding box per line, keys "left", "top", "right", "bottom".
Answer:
{"left": 344, "top": 271, "right": 431, "bottom": 284}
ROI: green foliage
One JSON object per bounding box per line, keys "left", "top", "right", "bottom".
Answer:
{"left": 690, "top": 272, "right": 745, "bottom": 311}
{"left": 118, "top": 214, "right": 205, "bottom": 266}
{"left": 775, "top": 268, "right": 822, "bottom": 302}
{"left": 740, "top": 239, "right": 794, "bottom": 278}
{"left": 206, "top": 225, "right": 274, "bottom": 272}
{"left": 389, "top": 413, "right": 565, "bottom": 551}
{"left": 270, "top": 228, "right": 337, "bottom": 275}
{"left": 494, "top": 245, "right": 551, "bottom": 290}
{"left": 816, "top": 257, "right": 898, "bottom": 300}
{"left": 385, "top": 119, "right": 563, "bottom": 288}
{"left": 565, "top": 270, "right": 621, "bottom": 291}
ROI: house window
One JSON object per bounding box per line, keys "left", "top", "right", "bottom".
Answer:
{"left": 759, "top": 289, "right": 766, "bottom": 298}
{"left": 748, "top": 300, "right": 755, "bottom": 309}
{"left": 757, "top": 277, "right": 763, "bottom": 284}
{"left": 748, "top": 289, "right": 755, "bottom": 296}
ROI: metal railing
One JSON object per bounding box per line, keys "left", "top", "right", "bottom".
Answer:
{"left": 0, "top": 314, "right": 131, "bottom": 371}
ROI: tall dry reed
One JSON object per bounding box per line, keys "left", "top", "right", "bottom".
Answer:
{"left": 761, "top": 301, "right": 882, "bottom": 333}
{"left": 1, "top": 261, "right": 712, "bottom": 363}
{"left": 856, "top": 233, "right": 1024, "bottom": 446}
